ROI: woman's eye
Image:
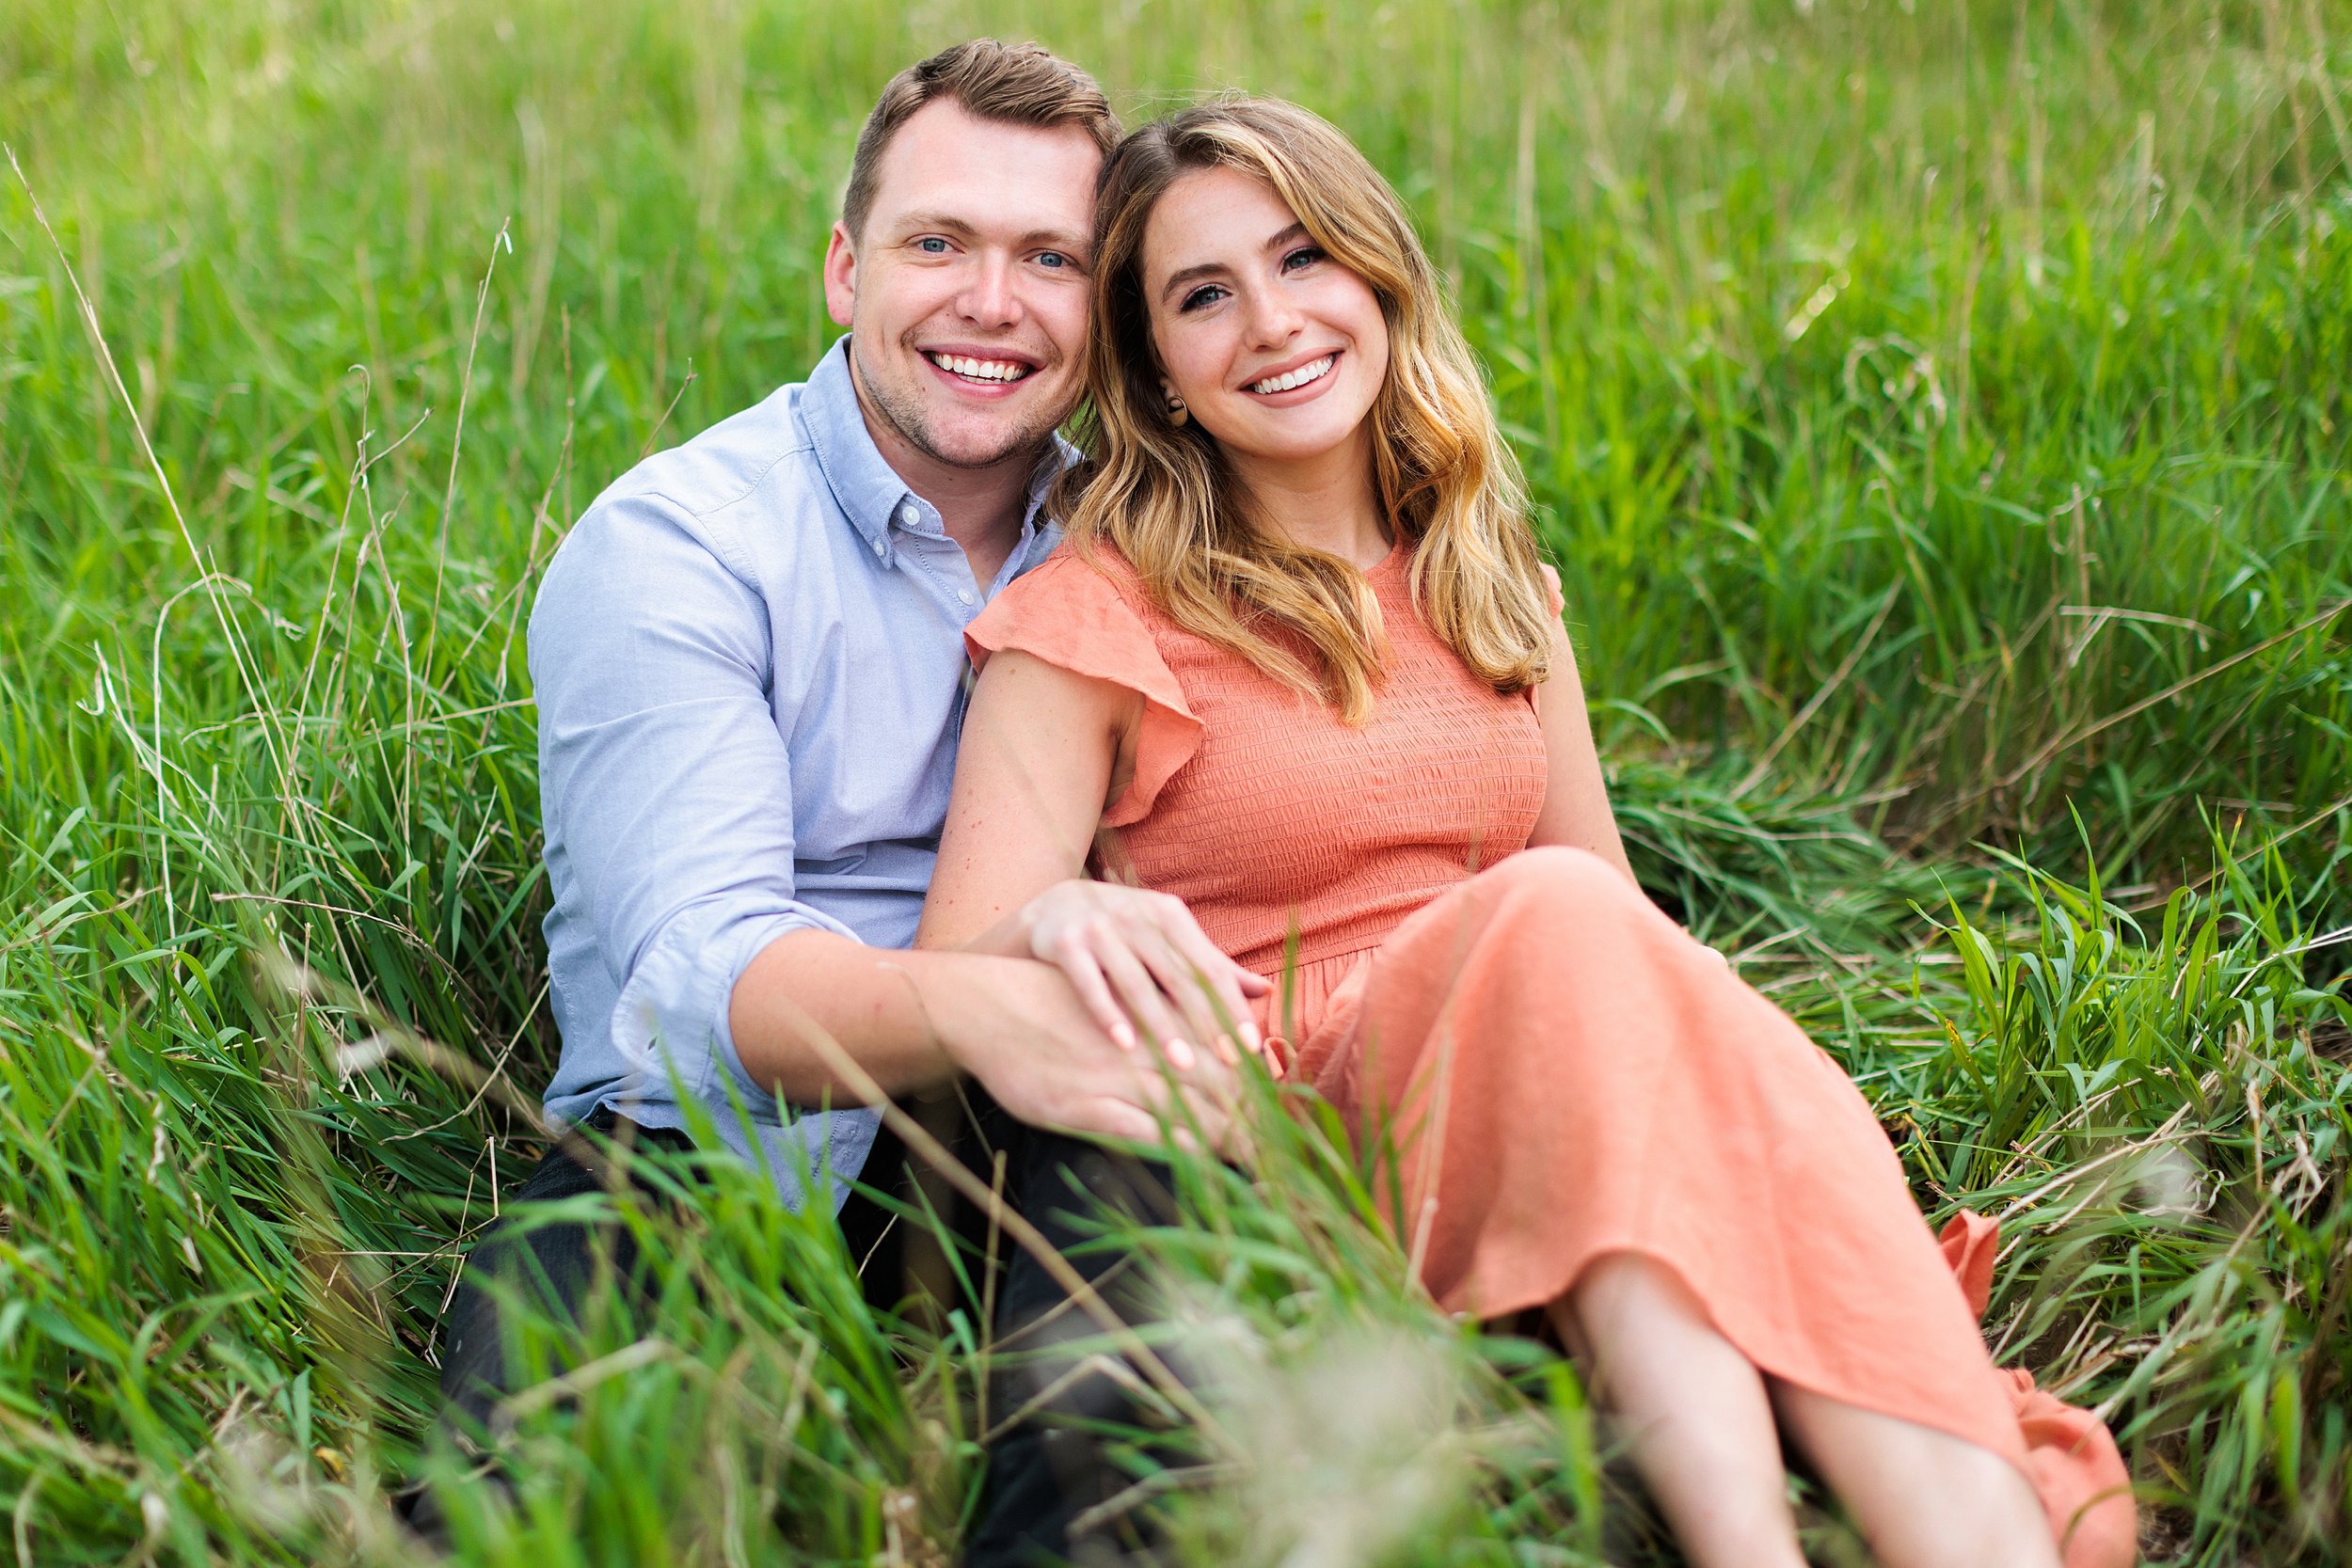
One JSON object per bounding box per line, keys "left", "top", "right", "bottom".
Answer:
{"left": 1180, "top": 283, "right": 1229, "bottom": 312}
{"left": 1036, "top": 250, "right": 1070, "bottom": 270}
{"left": 1280, "top": 245, "right": 1326, "bottom": 274}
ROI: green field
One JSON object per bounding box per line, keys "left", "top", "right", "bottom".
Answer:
{"left": 4, "top": 0, "right": 2348, "bottom": 1561}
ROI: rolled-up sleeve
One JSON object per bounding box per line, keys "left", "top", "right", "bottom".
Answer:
{"left": 530, "top": 490, "right": 855, "bottom": 1108}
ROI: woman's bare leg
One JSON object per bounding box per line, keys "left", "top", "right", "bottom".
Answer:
{"left": 1551, "top": 1253, "right": 1807, "bottom": 1568}
{"left": 1772, "top": 1381, "right": 2061, "bottom": 1568}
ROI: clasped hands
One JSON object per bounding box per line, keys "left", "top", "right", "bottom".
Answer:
{"left": 998, "top": 879, "right": 1274, "bottom": 1157}
{"left": 1015, "top": 880, "right": 1270, "bottom": 1069}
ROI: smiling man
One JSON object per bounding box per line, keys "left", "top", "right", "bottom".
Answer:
{"left": 428, "top": 41, "right": 1230, "bottom": 1564}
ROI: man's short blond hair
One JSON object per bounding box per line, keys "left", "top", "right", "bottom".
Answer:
{"left": 843, "top": 40, "right": 1120, "bottom": 240}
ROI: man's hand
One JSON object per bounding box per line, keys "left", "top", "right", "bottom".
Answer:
{"left": 924, "top": 952, "right": 1249, "bottom": 1156}
{"left": 1011, "top": 881, "right": 1271, "bottom": 1071}
{"left": 730, "top": 930, "right": 1252, "bottom": 1160}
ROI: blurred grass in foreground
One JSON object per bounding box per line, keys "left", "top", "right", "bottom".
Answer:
{"left": 2, "top": 0, "right": 2348, "bottom": 1562}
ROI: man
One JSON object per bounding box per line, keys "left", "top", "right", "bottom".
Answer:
{"left": 432, "top": 40, "right": 1244, "bottom": 1563}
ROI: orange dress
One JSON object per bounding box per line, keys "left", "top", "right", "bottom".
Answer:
{"left": 965, "top": 544, "right": 2134, "bottom": 1567}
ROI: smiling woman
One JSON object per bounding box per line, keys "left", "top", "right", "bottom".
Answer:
{"left": 920, "top": 97, "right": 2137, "bottom": 1568}
{"left": 1052, "top": 98, "right": 1557, "bottom": 728}
{"left": 1149, "top": 178, "right": 1391, "bottom": 489}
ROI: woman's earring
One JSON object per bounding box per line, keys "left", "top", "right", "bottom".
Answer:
{"left": 1164, "top": 389, "right": 1189, "bottom": 427}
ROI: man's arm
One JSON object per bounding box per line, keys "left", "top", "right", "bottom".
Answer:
{"left": 729, "top": 932, "right": 1235, "bottom": 1147}
{"left": 532, "top": 490, "right": 882, "bottom": 1112}
{"left": 734, "top": 638, "right": 1255, "bottom": 1138}
{"left": 533, "top": 493, "right": 1236, "bottom": 1147}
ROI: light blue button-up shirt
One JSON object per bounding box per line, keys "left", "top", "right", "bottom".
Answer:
{"left": 529, "top": 337, "right": 1064, "bottom": 1208}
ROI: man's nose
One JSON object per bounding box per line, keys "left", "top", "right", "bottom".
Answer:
{"left": 955, "top": 253, "right": 1023, "bottom": 328}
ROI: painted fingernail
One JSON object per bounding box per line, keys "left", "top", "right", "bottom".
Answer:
{"left": 1168, "top": 1038, "right": 1195, "bottom": 1070}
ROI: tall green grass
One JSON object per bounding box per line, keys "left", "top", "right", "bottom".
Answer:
{"left": 3, "top": 0, "right": 2347, "bottom": 1561}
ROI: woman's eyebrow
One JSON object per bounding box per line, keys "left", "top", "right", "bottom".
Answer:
{"left": 1157, "top": 258, "right": 1229, "bottom": 302}
{"left": 1157, "top": 222, "right": 1313, "bottom": 302}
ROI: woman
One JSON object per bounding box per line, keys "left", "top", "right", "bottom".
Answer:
{"left": 917, "top": 99, "right": 2133, "bottom": 1568}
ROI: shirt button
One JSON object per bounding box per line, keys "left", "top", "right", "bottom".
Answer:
{"left": 898, "top": 502, "right": 919, "bottom": 527}
{"left": 958, "top": 589, "right": 976, "bottom": 606}
{"left": 872, "top": 539, "right": 885, "bottom": 558}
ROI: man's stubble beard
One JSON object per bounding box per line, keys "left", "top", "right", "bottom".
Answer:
{"left": 851, "top": 336, "right": 1071, "bottom": 473}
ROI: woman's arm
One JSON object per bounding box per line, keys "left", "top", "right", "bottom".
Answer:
{"left": 919, "top": 648, "right": 1266, "bottom": 1063}
{"left": 920, "top": 647, "right": 1136, "bottom": 947}
{"left": 1526, "top": 619, "right": 1639, "bottom": 883}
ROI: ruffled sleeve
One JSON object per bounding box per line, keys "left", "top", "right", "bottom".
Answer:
{"left": 965, "top": 551, "right": 1205, "bottom": 828}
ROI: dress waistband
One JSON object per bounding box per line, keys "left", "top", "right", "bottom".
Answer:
{"left": 1250, "top": 946, "right": 1378, "bottom": 1055}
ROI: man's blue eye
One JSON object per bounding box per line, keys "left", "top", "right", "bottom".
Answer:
{"left": 1038, "top": 251, "right": 1069, "bottom": 269}
{"left": 916, "top": 237, "right": 949, "bottom": 254}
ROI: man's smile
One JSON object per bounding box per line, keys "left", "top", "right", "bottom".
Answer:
{"left": 921, "top": 347, "right": 1041, "bottom": 387}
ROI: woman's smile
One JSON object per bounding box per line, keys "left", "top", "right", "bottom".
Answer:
{"left": 1245, "top": 350, "right": 1340, "bottom": 398}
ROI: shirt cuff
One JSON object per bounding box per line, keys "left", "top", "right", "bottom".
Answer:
{"left": 609, "top": 901, "right": 861, "bottom": 1118}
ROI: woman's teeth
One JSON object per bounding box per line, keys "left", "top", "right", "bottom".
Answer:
{"left": 928, "top": 353, "right": 1031, "bottom": 383}
{"left": 1250, "top": 354, "right": 1336, "bottom": 395}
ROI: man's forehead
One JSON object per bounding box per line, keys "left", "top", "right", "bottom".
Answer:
{"left": 866, "top": 99, "right": 1101, "bottom": 232}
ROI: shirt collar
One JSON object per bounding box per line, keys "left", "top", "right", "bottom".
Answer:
{"left": 800, "top": 336, "right": 1076, "bottom": 568}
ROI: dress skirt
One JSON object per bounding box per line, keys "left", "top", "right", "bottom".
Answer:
{"left": 1263, "top": 847, "right": 2136, "bottom": 1568}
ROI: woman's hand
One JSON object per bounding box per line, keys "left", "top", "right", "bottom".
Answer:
{"left": 1013, "top": 880, "right": 1271, "bottom": 1071}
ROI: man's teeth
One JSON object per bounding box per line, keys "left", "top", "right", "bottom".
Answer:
{"left": 929, "top": 353, "right": 1031, "bottom": 383}
{"left": 1250, "top": 355, "right": 1335, "bottom": 395}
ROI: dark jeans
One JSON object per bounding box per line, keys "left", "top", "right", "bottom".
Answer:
{"left": 427, "top": 1101, "right": 1183, "bottom": 1566}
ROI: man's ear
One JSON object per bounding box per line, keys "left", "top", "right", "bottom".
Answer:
{"left": 822, "top": 221, "right": 858, "bottom": 328}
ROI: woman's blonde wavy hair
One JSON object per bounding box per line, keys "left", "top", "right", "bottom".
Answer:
{"left": 1054, "top": 97, "right": 1553, "bottom": 722}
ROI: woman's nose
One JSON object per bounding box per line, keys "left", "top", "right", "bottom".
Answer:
{"left": 1241, "top": 285, "right": 1304, "bottom": 350}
